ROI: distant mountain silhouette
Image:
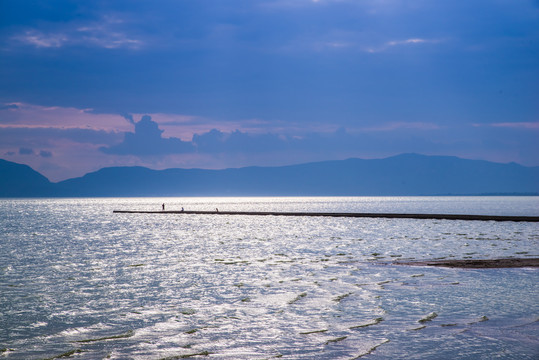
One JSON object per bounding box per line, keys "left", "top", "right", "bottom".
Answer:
{"left": 1, "top": 154, "right": 538, "bottom": 197}
{"left": 0, "top": 159, "right": 54, "bottom": 197}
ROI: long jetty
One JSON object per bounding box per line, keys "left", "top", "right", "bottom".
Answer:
{"left": 112, "top": 210, "right": 539, "bottom": 222}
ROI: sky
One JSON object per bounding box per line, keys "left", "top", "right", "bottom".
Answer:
{"left": 1, "top": 0, "right": 538, "bottom": 182}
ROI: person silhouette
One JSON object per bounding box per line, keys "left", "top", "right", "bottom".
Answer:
{"left": 162, "top": 203, "right": 165, "bottom": 211}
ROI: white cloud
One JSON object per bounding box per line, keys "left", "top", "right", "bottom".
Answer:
{"left": 13, "top": 30, "right": 69, "bottom": 48}
{"left": 387, "top": 38, "right": 427, "bottom": 46}
{"left": 75, "top": 17, "right": 143, "bottom": 49}
{"left": 10, "top": 16, "right": 143, "bottom": 50}
{"left": 365, "top": 37, "right": 442, "bottom": 53}
{"left": 474, "top": 122, "right": 539, "bottom": 129}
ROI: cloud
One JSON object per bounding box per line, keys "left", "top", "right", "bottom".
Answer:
{"left": 12, "top": 30, "right": 68, "bottom": 48}
{"left": 39, "top": 150, "right": 53, "bottom": 158}
{"left": 0, "top": 103, "right": 19, "bottom": 110}
{"left": 96, "top": 113, "right": 539, "bottom": 170}
{"left": 0, "top": 126, "right": 121, "bottom": 147}
{"left": 100, "top": 115, "right": 195, "bottom": 155}
{"left": 19, "top": 147, "right": 34, "bottom": 155}
{"left": 387, "top": 38, "right": 428, "bottom": 46}
{"left": 360, "top": 122, "right": 441, "bottom": 132}
{"left": 193, "top": 129, "right": 293, "bottom": 153}
{"left": 122, "top": 113, "right": 135, "bottom": 125}
{"left": 365, "top": 38, "right": 442, "bottom": 53}
{"left": 0, "top": 102, "right": 131, "bottom": 132}
{"left": 101, "top": 118, "right": 356, "bottom": 158}
{"left": 9, "top": 14, "right": 143, "bottom": 50}
{"left": 488, "top": 122, "right": 539, "bottom": 129}
{"left": 190, "top": 125, "right": 444, "bottom": 157}
{"left": 74, "top": 18, "right": 143, "bottom": 49}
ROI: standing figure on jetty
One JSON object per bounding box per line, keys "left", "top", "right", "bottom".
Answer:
{"left": 162, "top": 203, "right": 165, "bottom": 211}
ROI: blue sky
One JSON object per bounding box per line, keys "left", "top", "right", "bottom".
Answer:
{"left": 1, "top": 0, "right": 538, "bottom": 181}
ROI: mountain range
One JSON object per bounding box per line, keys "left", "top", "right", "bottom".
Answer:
{"left": 1, "top": 154, "right": 538, "bottom": 197}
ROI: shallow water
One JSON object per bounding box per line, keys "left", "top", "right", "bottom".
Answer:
{"left": 1, "top": 197, "right": 538, "bottom": 359}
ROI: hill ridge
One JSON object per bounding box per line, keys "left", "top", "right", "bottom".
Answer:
{"left": 1, "top": 154, "right": 538, "bottom": 197}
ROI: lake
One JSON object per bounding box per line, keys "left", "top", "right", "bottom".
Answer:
{"left": 1, "top": 197, "right": 538, "bottom": 359}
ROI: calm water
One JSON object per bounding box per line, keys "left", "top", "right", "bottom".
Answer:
{"left": 1, "top": 197, "right": 538, "bottom": 359}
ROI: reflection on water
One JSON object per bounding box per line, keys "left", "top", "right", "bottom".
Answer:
{"left": 0, "top": 197, "right": 538, "bottom": 359}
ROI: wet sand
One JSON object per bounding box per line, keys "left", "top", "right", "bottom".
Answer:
{"left": 394, "top": 258, "right": 539, "bottom": 268}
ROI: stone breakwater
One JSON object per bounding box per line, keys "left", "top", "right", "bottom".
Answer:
{"left": 113, "top": 210, "right": 539, "bottom": 222}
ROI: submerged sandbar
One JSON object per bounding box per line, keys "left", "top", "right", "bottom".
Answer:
{"left": 393, "top": 258, "right": 539, "bottom": 268}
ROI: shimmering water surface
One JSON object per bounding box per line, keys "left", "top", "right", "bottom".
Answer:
{"left": 1, "top": 197, "right": 538, "bottom": 359}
